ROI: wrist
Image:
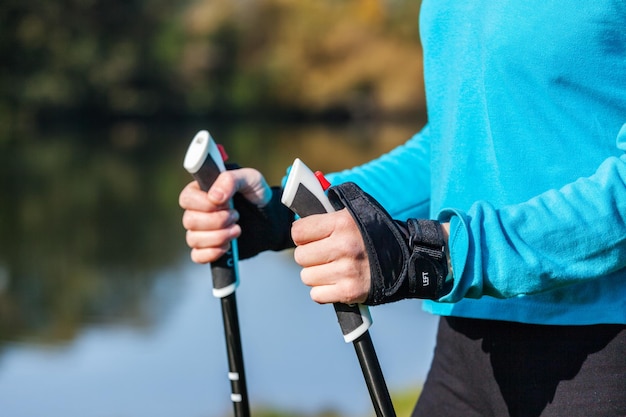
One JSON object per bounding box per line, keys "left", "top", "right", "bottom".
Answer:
{"left": 440, "top": 222, "right": 453, "bottom": 279}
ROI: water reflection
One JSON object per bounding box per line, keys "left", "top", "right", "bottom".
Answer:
{"left": 0, "top": 126, "right": 190, "bottom": 344}
{"left": 0, "top": 121, "right": 436, "bottom": 417}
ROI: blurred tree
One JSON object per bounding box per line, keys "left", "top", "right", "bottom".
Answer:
{"left": 0, "top": 0, "right": 424, "bottom": 131}
{"left": 179, "top": 0, "right": 424, "bottom": 119}
{"left": 0, "top": 0, "right": 186, "bottom": 131}
{"left": 0, "top": 127, "right": 189, "bottom": 343}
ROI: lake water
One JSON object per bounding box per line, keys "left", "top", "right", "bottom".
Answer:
{"left": 0, "top": 121, "right": 437, "bottom": 417}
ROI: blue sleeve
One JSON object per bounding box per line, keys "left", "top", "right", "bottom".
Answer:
{"left": 438, "top": 123, "right": 626, "bottom": 302}
{"left": 327, "top": 125, "right": 432, "bottom": 220}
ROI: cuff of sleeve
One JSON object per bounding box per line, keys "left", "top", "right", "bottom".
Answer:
{"left": 436, "top": 208, "right": 473, "bottom": 303}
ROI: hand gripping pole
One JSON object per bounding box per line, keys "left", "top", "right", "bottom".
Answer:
{"left": 281, "top": 158, "right": 396, "bottom": 417}
{"left": 184, "top": 130, "right": 250, "bottom": 417}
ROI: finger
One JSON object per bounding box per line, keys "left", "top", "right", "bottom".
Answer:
{"left": 299, "top": 259, "right": 371, "bottom": 304}
{"left": 299, "top": 258, "right": 368, "bottom": 290}
{"left": 208, "top": 168, "right": 272, "bottom": 207}
{"left": 308, "top": 279, "right": 367, "bottom": 305}
{"left": 291, "top": 214, "right": 335, "bottom": 245}
{"left": 293, "top": 238, "right": 336, "bottom": 267}
{"left": 309, "top": 285, "right": 336, "bottom": 305}
{"left": 185, "top": 226, "right": 241, "bottom": 250}
{"left": 179, "top": 181, "right": 227, "bottom": 212}
{"left": 234, "top": 168, "right": 272, "bottom": 206}
{"left": 190, "top": 245, "right": 232, "bottom": 264}
{"left": 299, "top": 262, "right": 337, "bottom": 287}
{"left": 293, "top": 217, "right": 365, "bottom": 267}
{"left": 182, "top": 208, "right": 239, "bottom": 231}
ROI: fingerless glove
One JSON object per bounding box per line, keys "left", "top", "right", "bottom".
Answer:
{"left": 327, "top": 182, "right": 451, "bottom": 305}
{"left": 233, "top": 186, "right": 296, "bottom": 259}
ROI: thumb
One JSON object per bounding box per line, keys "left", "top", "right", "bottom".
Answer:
{"left": 208, "top": 168, "right": 271, "bottom": 207}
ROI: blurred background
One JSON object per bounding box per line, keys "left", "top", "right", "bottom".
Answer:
{"left": 0, "top": 0, "right": 438, "bottom": 416}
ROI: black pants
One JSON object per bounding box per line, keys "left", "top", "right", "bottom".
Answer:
{"left": 413, "top": 317, "right": 626, "bottom": 417}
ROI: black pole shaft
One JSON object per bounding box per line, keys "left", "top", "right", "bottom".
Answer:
{"left": 353, "top": 332, "right": 396, "bottom": 417}
{"left": 280, "top": 159, "right": 396, "bottom": 417}
{"left": 184, "top": 132, "right": 250, "bottom": 417}
{"left": 220, "top": 292, "right": 250, "bottom": 417}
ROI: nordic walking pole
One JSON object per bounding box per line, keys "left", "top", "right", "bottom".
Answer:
{"left": 184, "top": 130, "right": 250, "bottom": 417}
{"left": 281, "top": 158, "right": 396, "bottom": 417}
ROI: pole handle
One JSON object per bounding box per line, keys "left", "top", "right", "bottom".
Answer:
{"left": 281, "top": 158, "right": 373, "bottom": 343}
{"left": 183, "top": 130, "right": 239, "bottom": 298}
{"left": 183, "top": 130, "right": 250, "bottom": 417}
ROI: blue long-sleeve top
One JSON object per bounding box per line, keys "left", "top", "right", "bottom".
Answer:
{"left": 328, "top": 0, "right": 626, "bottom": 325}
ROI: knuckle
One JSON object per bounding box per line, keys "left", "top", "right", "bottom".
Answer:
{"left": 216, "top": 210, "right": 234, "bottom": 228}
{"left": 309, "top": 288, "right": 325, "bottom": 305}
{"left": 190, "top": 249, "right": 208, "bottom": 264}
{"left": 191, "top": 247, "right": 225, "bottom": 264}
{"left": 293, "top": 246, "right": 305, "bottom": 265}
{"left": 178, "top": 188, "right": 191, "bottom": 209}
{"left": 299, "top": 268, "right": 312, "bottom": 286}
{"left": 185, "top": 230, "right": 198, "bottom": 247}
{"left": 181, "top": 210, "right": 195, "bottom": 229}
{"left": 334, "top": 209, "right": 354, "bottom": 230}
{"left": 338, "top": 288, "right": 357, "bottom": 305}
{"left": 336, "top": 260, "right": 355, "bottom": 278}
{"left": 344, "top": 286, "right": 361, "bottom": 305}
{"left": 218, "top": 171, "right": 236, "bottom": 191}
{"left": 290, "top": 222, "right": 303, "bottom": 244}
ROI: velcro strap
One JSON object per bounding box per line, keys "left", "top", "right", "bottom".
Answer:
{"left": 408, "top": 219, "right": 445, "bottom": 250}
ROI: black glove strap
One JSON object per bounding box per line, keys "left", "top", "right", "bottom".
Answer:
{"left": 233, "top": 186, "right": 295, "bottom": 260}
{"left": 327, "top": 182, "right": 449, "bottom": 305}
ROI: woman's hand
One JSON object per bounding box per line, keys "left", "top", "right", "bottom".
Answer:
{"left": 179, "top": 168, "right": 271, "bottom": 263}
{"left": 291, "top": 209, "right": 371, "bottom": 305}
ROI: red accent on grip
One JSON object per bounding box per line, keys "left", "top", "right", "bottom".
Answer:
{"left": 217, "top": 144, "right": 229, "bottom": 162}
{"left": 314, "top": 171, "right": 331, "bottom": 191}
